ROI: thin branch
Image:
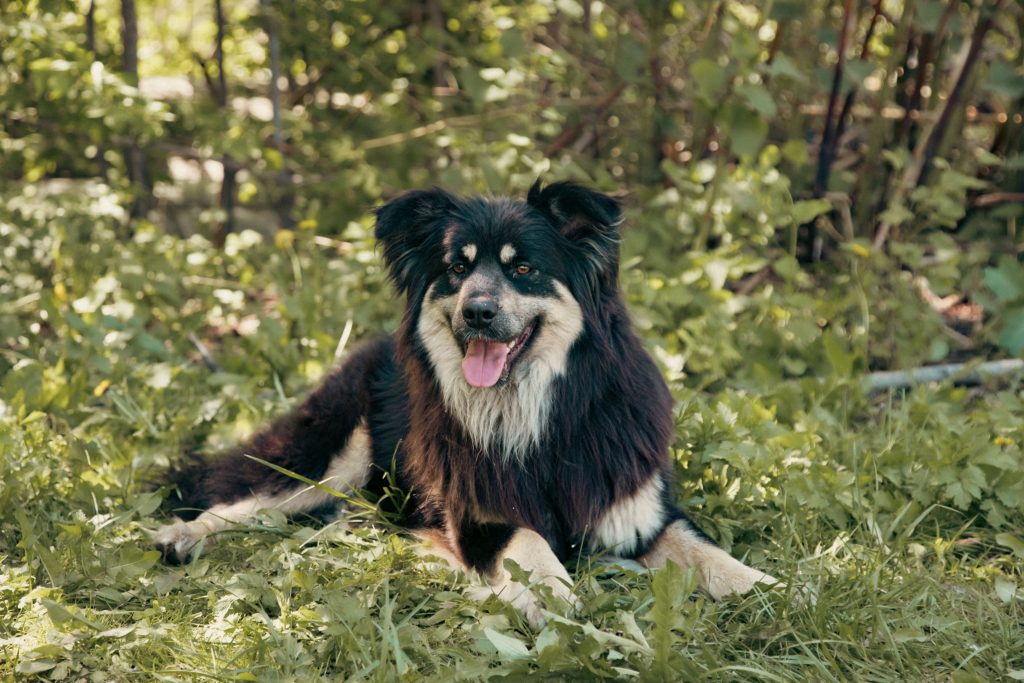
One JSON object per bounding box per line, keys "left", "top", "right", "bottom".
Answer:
{"left": 212, "top": 0, "right": 236, "bottom": 249}
{"left": 897, "top": 0, "right": 957, "bottom": 145}
{"left": 939, "top": 324, "right": 974, "bottom": 349}
{"left": 85, "top": 0, "right": 97, "bottom": 53}
{"left": 264, "top": 0, "right": 284, "bottom": 153}
{"left": 829, "top": 191, "right": 855, "bottom": 241}
{"left": 865, "top": 359, "right": 1024, "bottom": 393}
{"left": 972, "top": 192, "right": 1024, "bottom": 207}
{"left": 699, "top": 1, "right": 723, "bottom": 41}
{"left": 213, "top": 0, "right": 228, "bottom": 108}
{"left": 360, "top": 120, "right": 448, "bottom": 150}
{"left": 359, "top": 101, "right": 558, "bottom": 151}
{"left": 733, "top": 266, "right": 772, "bottom": 296}
{"left": 261, "top": 0, "right": 292, "bottom": 230}
{"left": 188, "top": 332, "right": 221, "bottom": 372}
{"left": 917, "top": 1, "right": 1004, "bottom": 186}
{"left": 833, "top": 0, "right": 884, "bottom": 149}
{"left": 18, "top": 90, "right": 616, "bottom": 179}
{"left": 874, "top": 1, "right": 1006, "bottom": 248}
{"left": 120, "top": 0, "right": 149, "bottom": 219}
{"left": 192, "top": 50, "right": 220, "bottom": 100}
{"left": 84, "top": 0, "right": 108, "bottom": 181}
{"left": 120, "top": 0, "right": 138, "bottom": 80}
{"left": 814, "top": 0, "right": 857, "bottom": 198}
{"left": 766, "top": 20, "right": 786, "bottom": 65}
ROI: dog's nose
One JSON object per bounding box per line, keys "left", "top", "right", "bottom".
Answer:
{"left": 463, "top": 298, "right": 498, "bottom": 329}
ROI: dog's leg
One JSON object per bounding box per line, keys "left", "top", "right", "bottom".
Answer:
{"left": 154, "top": 421, "right": 373, "bottom": 563}
{"left": 638, "top": 519, "right": 779, "bottom": 599}
{"left": 454, "top": 525, "right": 576, "bottom": 629}
{"left": 411, "top": 528, "right": 468, "bottom": 581}
{"left": 154, "top": 340, "right": 392, "bottom": 563}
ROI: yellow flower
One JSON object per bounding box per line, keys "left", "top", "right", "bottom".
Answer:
{"left": 274, "top": 229, "right": 296, "bottom": 251}
{"left": 849, "top": 243, "right": 871, "bottom": 258}
{"left": 93, "top": 379, "right": 112, "bottom": 397}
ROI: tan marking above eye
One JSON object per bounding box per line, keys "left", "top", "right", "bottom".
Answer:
{"left": 500, "top": 244, "right": 517, "bottom": 264}
{"left": 461, "top": 244, "right": 478, "bottom": 262}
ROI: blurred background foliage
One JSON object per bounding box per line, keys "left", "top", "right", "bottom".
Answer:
{"left": 1, "top": 0, "right": 1024, "bottom": 678}
{"left": 2, "top": 0, "right": 1022, "bottom": 371}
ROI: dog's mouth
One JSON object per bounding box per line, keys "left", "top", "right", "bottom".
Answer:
{"left": 461, "top": 321, "right": 537, "bottom": 388}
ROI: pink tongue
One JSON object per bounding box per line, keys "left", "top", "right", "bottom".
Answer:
{"left": 462, "top": 340, "right": 510, "bottom": 388}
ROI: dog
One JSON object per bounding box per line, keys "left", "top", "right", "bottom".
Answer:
{"left": 153, "top": 180, "right": 778, "bottom": 626}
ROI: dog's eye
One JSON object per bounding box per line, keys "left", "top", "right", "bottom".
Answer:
{"left": 515, "top": 263, "right": 532, "bottom": 275}
{"left": 450, "top": 263, "right": 466, "bottom": 274}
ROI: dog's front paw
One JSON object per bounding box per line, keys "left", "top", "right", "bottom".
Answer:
{"left": 472, "top": 575, "right": 579, "bottom": 630}
{"left": 705, "top": 562, "right": 782, "bottom": 600}
{"left": 152, "top": 518, "right": 208, "bottom": 564}
{"left": 508, "top": 586, "right": 550, "bottom": 630}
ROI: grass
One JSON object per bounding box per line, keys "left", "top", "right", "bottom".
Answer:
{"left": 3, "top": 456, "right": 1022, "bottom": 681}
{"left": 1, "top": 185, "right": 1023, "bottom": 680}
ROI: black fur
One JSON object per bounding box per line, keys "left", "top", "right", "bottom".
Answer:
{"left": 163, "top": 339, "right": 397, "bottom": 519}
{"left": 161, "top": 181, "right": 710, "bottom": 576}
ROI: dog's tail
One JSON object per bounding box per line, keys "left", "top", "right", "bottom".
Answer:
{"left": 157, "top": 336, "right": 395, "bottom": 517}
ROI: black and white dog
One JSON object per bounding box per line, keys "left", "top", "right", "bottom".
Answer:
{"left": 154, "top": 181, "right": 778, "bottom": 626}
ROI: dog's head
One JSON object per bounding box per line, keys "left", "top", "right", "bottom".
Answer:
{"left": 374, "top": 181, "right": 621, "bottom": 390}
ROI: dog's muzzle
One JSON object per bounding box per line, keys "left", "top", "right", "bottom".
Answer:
{"left": 459, "top": 310, "right": 537, "bottom": 389}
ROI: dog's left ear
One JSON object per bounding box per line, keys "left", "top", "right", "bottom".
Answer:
{"left": 374, "top": 188, "right": 457, "bottom": 295}
{"left": 527, "top": 180, "right": 622, "bottom": 284}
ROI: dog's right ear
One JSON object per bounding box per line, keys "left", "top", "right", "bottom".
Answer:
{"left": 374, "top": 189, "right": 457, "bottom": 295}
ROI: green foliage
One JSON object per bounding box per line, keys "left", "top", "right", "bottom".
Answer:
{"left": 983, "top": 257, "right": 1024, "bottom": 356}
{"left": 0, "top": 6, "right": 169, "bottom": 183}
{"left": 4, "top": 0, "right": 1022, "bottom": 251}
{"left": 2, "top": 183, "right": 1024, "bottom": 679}
{"left": 2, "top": 0, "right": 1023, "bottom": 678}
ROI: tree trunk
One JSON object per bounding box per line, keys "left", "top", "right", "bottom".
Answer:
{"left": 121, "top": 0, "right": 150, "bottom": 219}
{"left": 261, "top": 0, "right": 294, "bottom": 230}
{"left": 85, "top": 0, "right": 96, "bottom": 53}
{"left": 121, "top": 0, "right": 138, "bottom": 78}
{"left": 211, "top": 0, "right": 236, "bottom": 248}
{"left": 85, "top": 0, "right": 109, "bottom": 181}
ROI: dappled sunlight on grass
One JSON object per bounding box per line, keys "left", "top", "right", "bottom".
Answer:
{"left": 1, "top": 183, "right": 1022, "bottom": 679}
